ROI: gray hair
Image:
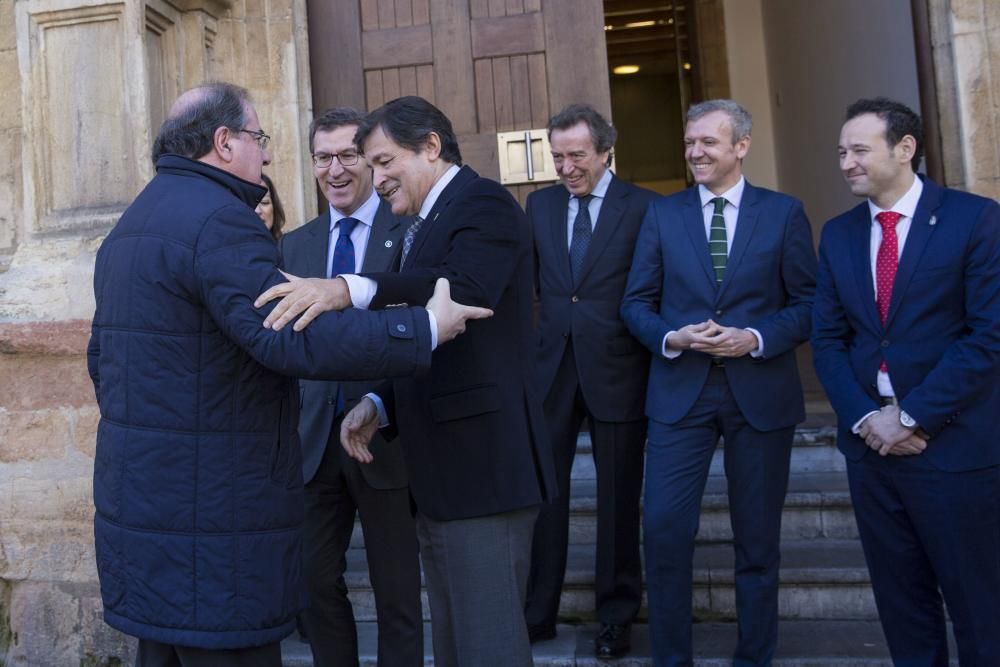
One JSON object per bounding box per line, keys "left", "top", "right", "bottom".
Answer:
{"left": 687, "top": 99, "right": 752, "bottom": 144}
{"left": 152, "top": 82, "right": 250, "bottom": 163}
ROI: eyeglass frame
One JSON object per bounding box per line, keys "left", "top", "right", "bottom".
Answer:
{"left": 311, "top": 150, "right": 361, "bottom": 169}
{"left": 235, "top": 128, "right": 271, "bottom": 151}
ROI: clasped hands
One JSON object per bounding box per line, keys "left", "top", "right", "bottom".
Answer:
{"left": 858, "top": 404, "right": 927, "bottom": 457}
{"left": 253, "top": 272, "right": 491, "bottom": 344}
{"left": 667, "top": 319, "right": 758, "bottom": 357}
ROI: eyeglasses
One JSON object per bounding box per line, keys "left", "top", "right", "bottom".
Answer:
{"left": 312, "top": 150, "right": 360, "bottom": 168}
{"left": 237, "top": 128, "right": 271, "bottom": 150}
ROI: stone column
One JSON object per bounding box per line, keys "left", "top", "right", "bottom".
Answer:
{"left": 0, "top": 1, "right": 313, "bottom": 664}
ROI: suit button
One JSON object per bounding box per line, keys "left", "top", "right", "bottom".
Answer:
{"left": 327, "top": 397, "right": 335, "bottom": 405}
{"left": 715, "top": 309, "right": 722, "bottom": 316}
{"left": 571, "top": 296, "right": 579, "bottom": 303}
{"left": 881, "top": 340, "right": 889, "bottom": 348}
{"left": 396, "top": 324, "right": 407, "bottom": 333}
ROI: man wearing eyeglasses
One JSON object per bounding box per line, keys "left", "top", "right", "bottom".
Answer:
{"left": 279, "top": 108, "right": 422, "bottom": 667}
{"left": 88, "top": 84, "right": 490, "bottom": 667}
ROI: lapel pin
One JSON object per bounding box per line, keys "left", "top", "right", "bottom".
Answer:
{"left": 385, "top": 240, "right": 392, "bottom": 247}
{"left": 929, "top": 216, "right": 937, "bottom": 226}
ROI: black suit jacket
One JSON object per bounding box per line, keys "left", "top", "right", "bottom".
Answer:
{"left": 368, "top": 165, "right": 557, "bottom": 521}
{"left": 530, "top": 175, "right": 657, "bottom": 422}
{"left": 281, "top": 199, "right": 407, "bottom": 487}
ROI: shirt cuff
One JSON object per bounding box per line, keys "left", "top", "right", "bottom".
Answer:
{"left": 662, "top": 332, "right": 682, "bottom": 359}
{"left": 339, "top": 274, "right": 377, "bottom": 309}
{"left": 365, "top": 393, "right": 389, "bottom": 428}
{"left": 852, "top": 410, "right": 880, "bottom": 434}
{"left": 426, "top": 310, "right": 438, "bottom": 350}
{"left": 746, "top": 327, "right": 764, "bottom": 358}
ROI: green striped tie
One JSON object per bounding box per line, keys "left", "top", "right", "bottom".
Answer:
{"left": 709, "top": 196, "right": 728, "bottom": 283}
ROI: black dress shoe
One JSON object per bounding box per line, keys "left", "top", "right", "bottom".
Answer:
{"left": 594, "top": 623, "right": 631, "bottom": 659}
{"left": 528, "top": 623, "right": 557, "bottom": 643}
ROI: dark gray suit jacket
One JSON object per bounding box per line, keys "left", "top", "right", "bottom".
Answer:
{"left": 280, "top": 198, "right": 407, "bottom": 487}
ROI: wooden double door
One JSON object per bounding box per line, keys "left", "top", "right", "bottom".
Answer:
{"left": 307, "top": 0, "right": 610, "bottom": 204}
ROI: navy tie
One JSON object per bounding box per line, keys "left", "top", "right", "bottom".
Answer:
{"left": 329, "top": 217, "right": 359, "bottom": 415}
{"left": 400, "top": 215, "right": 425, "bottom": 268}
{"left": 329, "top": 217, "right": 359, "bottom": 279}
{"left": 569, "top": 195, "right": 593, "bottom": 283}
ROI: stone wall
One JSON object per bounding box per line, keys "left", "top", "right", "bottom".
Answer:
{"left": 0, "top": 1, "right": 313, "bottom": 664}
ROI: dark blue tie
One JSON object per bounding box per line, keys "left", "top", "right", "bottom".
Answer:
{"left": 329, "top": 217, "right": 359, "bottom": 278}
{"left": 569, "top": 195, "right": 593, "bottom": 283}
{"left": 329, "top": 217, "right": 359, "bottom": 415}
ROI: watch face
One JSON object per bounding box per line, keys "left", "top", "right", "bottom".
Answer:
{"left": 900, "top": 411, "right": 916, "bottom": 428}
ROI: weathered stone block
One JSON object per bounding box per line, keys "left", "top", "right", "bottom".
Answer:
{"left": 5, "top": 580, "right": 133, "bottom": 667}
{"left": 953, "top": 32, "right": 1000, "bottom": 183}
{"left": 0, "top": 355, "right": 94, "bottom": 410}
{"left": 0, "top": 409, "right": 69, "bottom": 463}
{"left": 7, "top": 471, "right": 93, "bottom": 522}
{"left": 0, "top": 0, "right": 15, "bottom": 52}
{"left": 0, "top": 518, "right": 96, "bottom": 581}
{"left": 72, "top": 406, "right": 101, "bottom": 459}
{"left": 0, "top": 49, "right": 20, "bottom": 130}
{"left": 949, "top": 0, "right": 986, "bottom": 36}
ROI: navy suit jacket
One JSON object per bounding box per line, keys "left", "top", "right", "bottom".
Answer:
{"left": 621, "top": 182, "right": 817, "bottom": 431}
{"left": 280, "top": 199, "right": 407, "bottom": 487}
{"left": 367, "top": 165, "right": 558, "bottom": 521}
{"left": 530, "top": 174, "right": 657, "bottom": 422}
{"left": 812, "top": 177, "right": 1000, "bottom": 471}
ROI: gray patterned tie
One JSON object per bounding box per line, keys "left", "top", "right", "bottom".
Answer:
{"left": 569, "top": 195, "right": 593, "bottom": 283}
{"left": 400, "top": 215, "right": 424, "bottom": 267}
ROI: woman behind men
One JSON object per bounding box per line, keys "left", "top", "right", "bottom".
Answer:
{"left": 256, "top": 173, "right": 285, "bottom": 241}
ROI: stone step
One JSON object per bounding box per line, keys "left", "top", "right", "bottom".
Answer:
{"left": 280, "top": 619, "right": 957, "bottom": 666}
{"left": 572, "top": 426, "right": 842, "bottom": 481}
{"left": 340, "top": 538, "right": 876, "bottom": 623}
{"left": 568, "top": 470, "right": 856, "bottom": 545}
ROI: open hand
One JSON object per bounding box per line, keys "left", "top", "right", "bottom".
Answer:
{"left": 425, "top": 278, "right": 493, "bottom": 344}
{"left": 255, "top": 272, "right": 352, "bottom": 331}
{"left": 340, "top": 397, "right": 380, "bottom": 463}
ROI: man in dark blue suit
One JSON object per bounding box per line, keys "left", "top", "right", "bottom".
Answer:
{"left": 813, "top": 97, "right": 1000, "bottom": 666}
{"left": 622, "top": 99, "right": 816, "bottom": 667}
{"left": 280, "top": 108, "right": 422, "bottom": 667}
{"left": 525, "top": 103, "right": 656, "bottom": 657}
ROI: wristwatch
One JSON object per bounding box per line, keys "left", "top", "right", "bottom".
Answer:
{"left": 899, "top": 410, "right": 917, "bottom": 429}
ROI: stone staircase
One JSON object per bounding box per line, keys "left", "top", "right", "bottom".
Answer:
{"left": 281, "top": 422, "right": 958, "bottom": 665}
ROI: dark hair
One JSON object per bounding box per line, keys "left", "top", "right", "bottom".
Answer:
{"left": 259, "top": 173, "right": 286, "bottom": 242}
{"left": 354, "top": 96, "right": 462, "bottom": 165}
{"left": 309, "top": 107, "right": 366, "bottom": 153}
{"left": 152, "top": 82, "right": 250, "bottom": 163}
{"left": 547, "top": 103, "right": 617, "bottom": 155}
{"left": 687, "top": 99, "right": 753, "bottom": 144}
{"left": 846, "top": 97, "right": 924, "bottom": 171}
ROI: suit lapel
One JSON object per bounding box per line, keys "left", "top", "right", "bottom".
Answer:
{"left": 884, "top": 179, "right": 942, "bottom": 329}
{"left": 716, "top": 183, "right": 760, "bottom": 301}
{"left": 405, "top": 165, "right": 475, "bottom": 265}
{"left": 361, "top": 200, "right": 402, "bottom": 272}
{"left": 306, "top": 210, "right": 333, "bottom": 278}
{"left": 574, "top": 175, "right": 626, "bottom": 287}
{"left": 549, "top": 188, "right": 573, "bottom": 289}
{"left": 848, "top": 204, "right": 880, "bottom": 331}
{"left": 681, "top": 187, "right": 718, "bottom": 287}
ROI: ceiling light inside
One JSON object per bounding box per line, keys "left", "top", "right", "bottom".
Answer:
{"left": 613, "top": 65, "right": 641, "bottom": 75}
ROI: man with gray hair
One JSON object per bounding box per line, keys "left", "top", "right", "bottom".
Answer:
{"left": 622, "top": 99, "right": 816, "bottom": 665}
{"left": 524, "top": 103, "right": 657, "bottom": 658}
{"left": 88, "top": 82, "right": 489, "bottom": 666}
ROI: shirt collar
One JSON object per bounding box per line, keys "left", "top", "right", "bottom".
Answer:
{"left": 418, "top": 164, "right": 462, "bottom": 221}
{"left": 699, "top": 176, "right": 745, "bottom": 210}
{"left": 566, "top": 168, "right": 613, "bottom": 201}
{"left": 328, "top": 188, "right": 380, "bottom": 232}
{"left": 867, "top": 174, "right": 924, "bottom": 222}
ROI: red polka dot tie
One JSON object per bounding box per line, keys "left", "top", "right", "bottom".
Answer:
{"left": 875, "top": 211, "right": 902, "bottom": 371}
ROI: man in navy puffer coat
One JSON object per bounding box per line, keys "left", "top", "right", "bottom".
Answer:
{"left": 87, "top": 83, "right": 489, "bottom": 666}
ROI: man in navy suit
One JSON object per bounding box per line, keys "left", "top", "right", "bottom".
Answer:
{"left": 257, "top": 96, "right": 556, "bottom": 667}
{"left": 280, "top": 108, "right": 422, "bottom": 667}
{"left": 813, "top": 97, "right": 1000, "bottom": 666}
{"left": 621, "top": 99, "right": 816, "bottom": 666}
{"left": 524, "top": 103, "right": 656, "bottom": 657}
